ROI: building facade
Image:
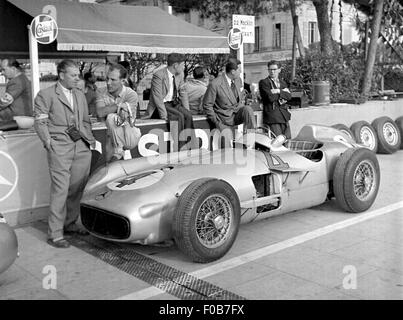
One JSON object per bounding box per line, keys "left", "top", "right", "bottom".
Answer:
{"left": 96, "top": 0, "right": 362, "bottom": 85}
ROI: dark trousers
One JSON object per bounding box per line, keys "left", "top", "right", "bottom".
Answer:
{"left": 233, "top": 106, "right": 256, "bottom": 131}
{"left": 165, "top": 102, "right": 197, "bottom": 150}
{"left": 165, "top": 102, "right": 194, "bottom": 131}
{"left": 268, "top": 122, "right": 291, "bottom": 139}
{"left": 217, "top": 106, "right": 256, "bottom": 148}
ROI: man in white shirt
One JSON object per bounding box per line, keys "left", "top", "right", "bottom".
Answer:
{"left": 95, "top": 63, "right": 141, "bottom": 162}
{"left": 144, "top": 53, "right": 196, "bottom": 150}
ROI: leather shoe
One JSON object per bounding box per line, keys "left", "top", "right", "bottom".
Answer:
{"left": 47, "top": 238, "right": 70, "bottom": 248}
{"left": 64, "top": 225, "right": 89, "bottom": 236}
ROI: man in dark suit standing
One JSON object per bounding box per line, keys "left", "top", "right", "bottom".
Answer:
{"left": 259, "top": 60, "right": 292, "bottom": 138}
{"left": 144, "top": 53, "right": 195, "bottom": 150}
{"left": 34, "top": 60, "right": 95, "bottom": 248}
{"left": 202, "top": 60, "right": 255, "bottom": 141}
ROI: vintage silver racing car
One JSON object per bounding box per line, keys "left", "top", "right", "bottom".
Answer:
{"left": 80, "top": 124, "right": 380, "bottom": 263}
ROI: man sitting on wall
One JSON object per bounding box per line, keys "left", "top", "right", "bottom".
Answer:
{"left": 95, "top": 63, "right": 141, "bottom": 162}
{"left": 184, "top": 66, "right": 208, "bottom": 116}
{"left": 143, "top": 53, "right": 196, "bottom": 150}
{"left": 202, "top": 59, "right": 255, "bottom": 145}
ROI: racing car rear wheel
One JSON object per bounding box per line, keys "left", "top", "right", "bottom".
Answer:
{"left": 350, "top": 121, "right": 378, "bottom": 152}
{"left": 371, "top": 116, "right": 401, "bottom": 154}
{"left": 331, "top": 124, "right": 355, "bottom": 141}
{"left": 173, "top": 178, "right": 240, "bottom": 263}
{"left": 333, "top": 148, "right": 380, "bottom": 213}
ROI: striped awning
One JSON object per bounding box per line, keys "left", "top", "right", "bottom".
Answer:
{"left": 7, "top": 0, "right": 230, "bottom": 54}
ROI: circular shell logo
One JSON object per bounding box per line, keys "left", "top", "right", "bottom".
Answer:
{"left": 30, "top": 14, "right": 58, "bottom": 44}
{"left": 228, "top": 27, "right": 243, "bottom": 50}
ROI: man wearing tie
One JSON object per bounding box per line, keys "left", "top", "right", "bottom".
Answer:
{"left": 34, "top": 60, "right": 95, "bottom": 248}
{"left": 203, "top": 59, "right": 255, "bottom": 144}
{"left": 144, "top": 53, "right": 195, "bottom": 150}
{"left": 258, "top": 60, "right": 292, "bottom": 139}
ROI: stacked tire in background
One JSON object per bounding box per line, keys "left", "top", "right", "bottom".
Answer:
{"left": 333, "top": 116, "right": 402, "bottom": 154}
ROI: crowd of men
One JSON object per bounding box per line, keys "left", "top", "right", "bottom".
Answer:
{"left": 0, "top": 55, "right": 293, "bottom": 248}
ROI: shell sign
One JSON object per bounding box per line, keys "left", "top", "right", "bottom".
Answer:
{"left": 227, "top": 27, "right": 243, "bottom": 50}
{"left": 30, "top": 14, "right": 58, "bottom": 45}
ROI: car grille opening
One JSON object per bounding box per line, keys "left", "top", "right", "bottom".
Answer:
{"left": 81, "top": 205, "right": 130, "bottom": 240}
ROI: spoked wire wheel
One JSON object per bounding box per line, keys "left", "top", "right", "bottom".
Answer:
{"left": 195, "top": 194, "right": 233, "bottom": 249}
{"left": 173, "top": 178, "right": 240, "bottom": 263}
{"left": 333, "top": 148, "right": 380, "bottom": 213}
{"left": 353, "top": 160, "right": 376, "bottom": 201}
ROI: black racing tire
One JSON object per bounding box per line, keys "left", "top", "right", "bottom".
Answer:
{"left": 371, "top": 117, "right": 401, "bottom": 154}
{"left": 395, "top": 116, "right": 403, "bottom": 149}
{"left": 331, "top": 124, "right": 356, "bottom": 142}
{"left": 350, "top": 121, "right": 378, "bottom": 152}
{"left": 333, "top": 148, "right": 380, "bottom": 213}
{"left": 173, "top": 178, "right": 240, "bottom": 263}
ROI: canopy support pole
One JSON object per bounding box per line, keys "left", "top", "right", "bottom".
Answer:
{"left": 237, "top": 42, "right": 244, "bottom": 134}
{"left": 28, "top": 25, "right": 40, "bottom": 108}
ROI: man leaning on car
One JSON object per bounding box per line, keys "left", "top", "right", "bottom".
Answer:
{"left": 34, "top": 59, "right": 95, "bottom": 249}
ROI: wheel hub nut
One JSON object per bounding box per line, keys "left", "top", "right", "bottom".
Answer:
{"left": 213, "top": 216, "right": 224, "bottom": 230}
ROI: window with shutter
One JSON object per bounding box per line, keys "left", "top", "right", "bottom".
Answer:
{"left": 259, "top": 25, "right": 264, "bottom": 51}
{"left": 273, "top": 23, "right": 281, "bottom": 49}
{"left": 308, "top": 21, "right": 317, "bottom": 44}
{"left": 254, "top": 26, "right": 260, "bottom": 52}
{"left": 281, "top": 23, "right": 286, "bottom": 49}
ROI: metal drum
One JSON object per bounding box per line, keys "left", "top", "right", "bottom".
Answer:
{"left": 312, "top": 80, "right": 330, "bottom": 106}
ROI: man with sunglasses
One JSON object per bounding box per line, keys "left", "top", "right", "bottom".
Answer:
{"left": 259, "top": 60, "right": 292, "bottom": 139}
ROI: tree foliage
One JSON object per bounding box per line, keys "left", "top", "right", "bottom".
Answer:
{"left": 281, "top": 42, "right": 382, "bottom": 103}
{"left": 347, "top": 0, "right": 403, "bottom": 50}
{"left": 125, "top": 52, "right": 165, "bottom": 89}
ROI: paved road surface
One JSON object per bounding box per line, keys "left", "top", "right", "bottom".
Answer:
{"left": 1, "top": 151, "right": 402, "bottom": 300}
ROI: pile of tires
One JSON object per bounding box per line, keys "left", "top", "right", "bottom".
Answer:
{"left": 332, "top": 124, "right": 356, "bottom": 141}
{"left": 334, "top": 116, "right": 402, "bottom": 154}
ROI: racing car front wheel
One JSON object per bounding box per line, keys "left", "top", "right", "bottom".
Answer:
{"left": 333, "top": 148, "right": 380, "bottom": 213}
{"left": 173, "top": 178, "right": 240, "bottom": 263}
